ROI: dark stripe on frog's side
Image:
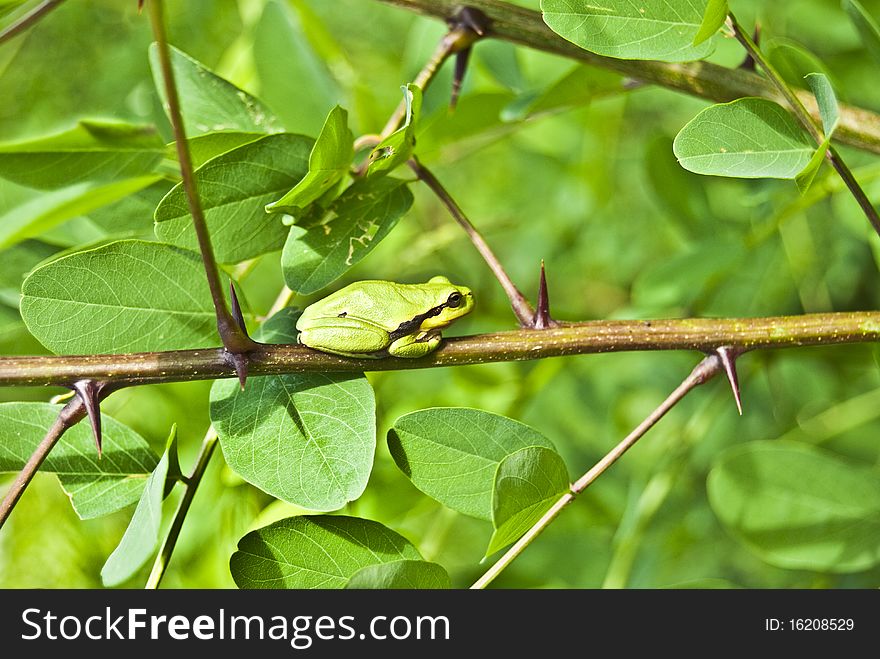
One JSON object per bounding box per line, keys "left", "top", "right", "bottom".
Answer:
{"left": 387, "top": 301, "right": 450, "bottom": 342}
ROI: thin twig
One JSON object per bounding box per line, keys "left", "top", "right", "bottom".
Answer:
{"left": 728, "top": 13, "right": 880, "bottom": 237}
{"left": 408, "top": 157, "right": 535, "bottom": 325}
{"left": 470, "top": 354, "right": 721, "bottom": 589}
{"left": 0, "top": 396, "right": 85, "bottom": 529}
{"left": 145, "top": 427, "right": 218, "bottom": 589}
{"left": 146, "top": 0, "right": 254, "bottom": 354}
{"left": 0, "top": 0, "right": 65, "bottom": 46}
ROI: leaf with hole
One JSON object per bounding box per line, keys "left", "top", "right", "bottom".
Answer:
{"left": 0, "top": 402, "right": 159, "bottom": 519}
{"left": 281, "top": 176, "right": 413, "bottom": 294}
{"left": 149, "top": 43, "right": 282, "bottom": 135}
{"left": 0, "top": 120, "right": 164, "bottom": 190}
{"left": 388, "top": 408, "right": 557, "bottom": 520}
{"left": 368, "top": 84, "right": 422, "bottom": 177}
{"left": 345, "top": 559, "right": 451, "bottom": 589}
{"left": 266, "top": 106, "right": 354, "bottom": 214}
{"left": 20, "top": 239, "right": 219, "bottom": 354}
{"left": 101, "top": 426, "right": 178, "bottom": 586}
{"left": 210, "top": 309, "right": 375, "bottom": 512}
{"left": 154, "top": 133, "right": 314, "bottom": 263}
{"left": 230, "top": 516, "right": 421, "bottom": 588}
{"left": 541, "top": 0, "right": 715, "bottom": 62}
{"left": 708, "top": 440, "right": 880, "bottom": 572}
{"left": 674, "top": 98, "right": 814, "bottom": 179}
{"left": 487, "top": 446, "right": 570, "bottom": 556}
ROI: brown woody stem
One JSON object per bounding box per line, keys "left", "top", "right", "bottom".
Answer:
{"left": 1, "top": 311, "right": 879, "bottom": 387}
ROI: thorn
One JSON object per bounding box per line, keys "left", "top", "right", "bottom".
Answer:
{"left": 451, "top": 47, "right": 472, "bottom": 110}
{"left": 229, "top": 281, "right": 249, "bottom": 337}
{"left": 447, "top": 7, "right": 490, "bottom": 37}
{"left": 715, "top": 346, "right": 744, "bottom": 415}
{"left": 138, "top": 0, "right": 144, "bottom": 14}
{"left": 226, "top": 351, "right": 249, "bottom": 391}
{"left": 532, "top": 260, "right": 558, "bottom": 329}
{"left": 738, "top": 23, "right": 760, "bottom": 71}
{"left": 70, "top": 380, "right": 104, "bottom": 457}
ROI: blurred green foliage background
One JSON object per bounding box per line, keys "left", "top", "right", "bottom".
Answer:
{"left": 2, "top": 0, "right": 880, "bottom": 588}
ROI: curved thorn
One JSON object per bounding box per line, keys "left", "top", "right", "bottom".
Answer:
{"left": 715, "top": 346, "right": 743, "bottom": 415}
{"left": 70, "top": 380, "right": 103, "bottom": 456}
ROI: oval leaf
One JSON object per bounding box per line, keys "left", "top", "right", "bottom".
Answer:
{"left": 692, "top": 0, "right": 728, "bottom": 46}
{"left": 281, "top": 177, "right": 413, "bottom": 294}
{"left": 210, "top": 308, "right": 375, "bottom": 512}
{"left": 101, "top": 428, "right": 177, "bottom": 586}
{"left": 0, "top": 402, "right": 158, "bottom": 519}
{"left": 487, "top": 446, "right": 570, "bottom": 556}
{"left": 149, "top": 44, "right": 282, "bottom": 136}
{"left": 345, "top": 559, "right": 451, "bottom": 589}
{"left": 230, "top": 516, "right": 421, "bottom": 588}
{"left": 0, "top": 120, "right": 164, "bottom": 190}
{"left": 21, "top": 240, "right": 218, "bottom": 354}
{"left": 674, "top": 98, "right": 814, "bottom": 179}
{"left": 367, "top": 84, "right": 422, "bottom": 177}
{"left": 388, "top": 408, "right": 556, "bottom": 521}
{"left": 708, "top": 440, "right": 880, "bottom": 573}
{"left": 541, "top": 0, "right": 715, "bottom": 62}
{"left": 154, "top": 133, "right": 313, "bottom": 263}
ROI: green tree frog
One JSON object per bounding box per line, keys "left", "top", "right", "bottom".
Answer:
{"left": 296, "top": 276, "right": 474, "bottom": 358}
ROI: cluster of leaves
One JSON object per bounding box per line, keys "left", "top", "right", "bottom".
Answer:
{"left": 3, "top": 0, "right": 880, "bottom": 589}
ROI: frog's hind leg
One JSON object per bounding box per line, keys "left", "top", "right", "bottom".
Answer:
{"left": 298, "top": 318, "right": 389, "bottom": 358}
{"left": 387, "top": 329, "right": 442, "bottom": 358}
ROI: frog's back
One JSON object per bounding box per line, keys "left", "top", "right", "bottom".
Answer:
{"left": 298, "top": 280, "right": 418, "bottom": 332}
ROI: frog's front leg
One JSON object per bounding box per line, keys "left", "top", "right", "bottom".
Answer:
{"left": 388, "top": 329, "right": 442, "bottom": 358}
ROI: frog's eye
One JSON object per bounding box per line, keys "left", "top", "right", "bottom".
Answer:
{"left": 446, "top": 292, "right": 463, "bottom": 308}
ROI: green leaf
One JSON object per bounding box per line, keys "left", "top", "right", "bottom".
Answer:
{"left": 210, "top": 308, "right": 375, "bottom": 512}
{"left": 252, "top": 0, "right": 341, "bottom": 136}
{"left": 541, "top": 0, "right": 715, "bottom": 62}
{"left": 765, "top": 38, "right": 834, "bottom": 89}
{"left": 673, "top": 98, "right": 814, "bottom": 179}
{"left": 230, "top": 516, "right": 421, "bottom": 588}
{"left": 692, "top": 0, "right": 728, "bottom": 46}
{"left": 486, "top": 446, "right": 570, "bottom": 556}
{"left": 20, "top": 239, "right": 219, "bottom": 354}
{"left": 843, "top": 0, "right": 880, "bottom": 66}
{"left": 266, "top": 105, "right": 353, "bottom": 215}
{"left": 101, "top": 427, "right": 178, "bottom": 586}
{"left": 154, "top": 133, "right": 313, "bottom": 263}
{"left": 0, "top": 176, "right": 160, "bottom": 250}
{"left": 345, "top": 559, "right": 451, "bottom": 589}
{"left": 367, "top": 84, "right": 422, "bottom": 176}
{"left": 388, "top": 408, "right": 557, "bottom": 521}
{"left": 795, "top": 74, "right": 839, "bottom": 193}
{"left": 281, "top": 177, "right": 413, "bottom": 294}
{"left": 149, "top": 43, "right": 282, "bottom": 136}
{"left": 183, "top": 131, "right": 266, "bottom": 168}
{"left": 0, "top": 120, "right": 164, "bottom": 190}
{"left": 0, "top": 402, "right": 159, "bottom": 519}
{"left": 708, "top": 440, "right": 880, "bottom": 572}
{"left": 806, "top": 73, "right": 840, "bottom": 137}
